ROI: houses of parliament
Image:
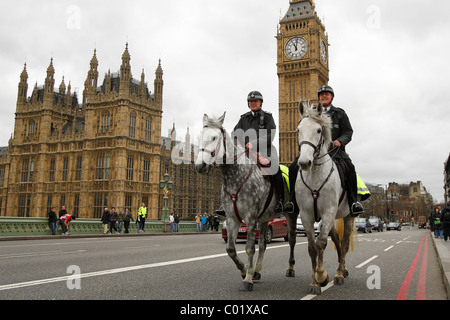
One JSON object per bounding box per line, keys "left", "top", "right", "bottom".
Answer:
{"left": 0, "top": 0, "right": 329, "bottom": 219}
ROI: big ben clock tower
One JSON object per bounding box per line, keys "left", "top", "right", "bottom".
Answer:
{"left": 277, "top": 0, "right": 330, "bottom": 165}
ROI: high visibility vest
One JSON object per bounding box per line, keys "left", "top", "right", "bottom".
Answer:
{"left": 280, "top": 165, "right": 290, "bottom": 193}
{"left": 357, "top": 174, "right": 371, "bottom": 201}
{"left": 138, "top": 207, "right": 147, "bottom": 218}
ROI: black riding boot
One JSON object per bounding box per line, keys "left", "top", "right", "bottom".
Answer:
{"left": 272, "top": 169, "right": 285, "bottom": 214}
{"left": 284, "top": 158, "right": 299, "bottom": 214}
{"left": 344, "top": 161, "right": 364, "bottom": 217}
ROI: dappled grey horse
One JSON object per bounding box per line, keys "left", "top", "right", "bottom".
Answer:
{"left": 194, "top": 112, "right": 298, "bottom": 292}
{"left": 296, "top": 101, "right": 354, "bottom": 295}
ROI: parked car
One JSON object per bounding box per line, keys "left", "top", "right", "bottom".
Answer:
{"left": 369, "top": 218, "right": 384, "bottom": 232}
{"left": 387, "top": 222, "right": 402, "bottom": 231}
{"left": 221, "top": 217, "right": 289, "bottom": 243}
{"left": 355, "top": 218, "right": 372, "bottom": 233}
{"left": 296, "top": 217, "right": 322, "bottom": 236}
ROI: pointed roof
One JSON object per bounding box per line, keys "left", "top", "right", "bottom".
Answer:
{"left": 281, "top": 0, "right": 316, "bottom": 23}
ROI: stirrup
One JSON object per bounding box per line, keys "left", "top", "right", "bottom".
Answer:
{"left": 351, "top": 202, "right": 364, "bottom": 217}
{"left": 284, "top": 202, "right": 294, "bottom": 214}
{"left": 275, "top": 201, "right": 284, "bottom": 213}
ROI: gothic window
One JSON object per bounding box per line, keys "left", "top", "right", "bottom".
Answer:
{"left": 62, "top": 157, "right": 69, "bottom": 181}
{"left": 28, "top": 120, "right": 37, "bottom": 137}
{"left": 126, "top": 156, "right": 134, "bottom": 181}
{"left": 75, "top": 156, "right": 82, "bottom": 181}
{"left": 100, "top": 112, "right": 111, "bottom": 132}
{"left": 125, "top": 194, "right": 132, "bottom": 210}
{"left": 94, "top": 193, "right": 108, "bottom": 218}
{"left": 0, "top": 168, "right": 5, "bottom": 188}
{"left": 18, "top": 194, "right": 31, "bottom": 217}
{"left": 96, "top": 152, "right": 110, "bottom": 180}
{"left": 143, "top": 158, "right": 150, "bottom": 182}
{"left": 73, "top": 194, "right": 80, "bottom": 218}
{"left": 129, "top": 113, "right": 136, "bottom": 138}
{"left": 21, "top": 158, "right": 34, "bottom": 183}
{"left": 145, "top": 118, "right": 152, "bottom": 142}
{"left": 49, "top": 158, "right": 56, "bottom": 182}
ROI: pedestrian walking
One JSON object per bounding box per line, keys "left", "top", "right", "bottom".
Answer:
{"left": 101, "top": 208, "right": 111, "bottom": 234}
{"left": 117, "top": 208, "right": 124, "bottom": 234}
{"left": 110, "top": 207, "right": 118, "bottom": 234}
{"left": 47, "top": 207, "right": 58, "bottom": 235}
{"left": 201, "top": 214, "right": 207, "bottom": 232}
{"left": 195, "top": 213, "right": 202, "bottom": 232}
{"left": 169, "top": 213, "right": 174, "bottom": 232}
{"left": 123, "top": 208, "right": 134, "bottom": 234}
{"left": 137, "top": 203, "right": 147, "bottom": 233}
{"left": 442, "top": 203, "right": 450, "bottom": 241}
{"left": 174, "top": 213, "right": 180, "bottom": 233}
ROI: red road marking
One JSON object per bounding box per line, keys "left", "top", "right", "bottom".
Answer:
{"left": 396, "top": 233, "right": 426, "bottom": 300}
{"left": 416, "top": 233, "right": 429, "bottom": 300}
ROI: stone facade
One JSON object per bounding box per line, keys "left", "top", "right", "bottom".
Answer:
{"left": 0, "top": 44, "right": 164, "bottom": 219}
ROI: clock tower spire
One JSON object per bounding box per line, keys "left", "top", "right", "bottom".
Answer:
{"left": 277, "top": 0, "right": 329, "bottom": 165}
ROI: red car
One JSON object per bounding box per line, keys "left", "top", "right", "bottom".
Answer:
{"left": 221, "top": 217, "right": 289, "bottom": 243}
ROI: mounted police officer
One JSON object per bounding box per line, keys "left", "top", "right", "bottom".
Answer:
{"left": 232, "top": 91, "right": 285, "bottom": 214}
{"left": 286, "top": 85, "right": 364, "bottom": 217}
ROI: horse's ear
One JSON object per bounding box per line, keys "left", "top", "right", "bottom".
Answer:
{"left": 218, "top": 111, "right": 226, "bottom": 126}
{"left": 298, "top": 100, "right": 306, "bottom": 116}
{"left": 316, "top": 102, "right": 323, "bottom": 116}
{"left": 203, "top": 114, "right": 209, "bottom": 127}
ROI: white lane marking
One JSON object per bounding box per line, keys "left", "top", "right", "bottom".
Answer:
{"left": 0, "top": 241, "right": 308, "bottom": 291}
{"left": 355, "top": 255, "right": 378, "bottom": 269}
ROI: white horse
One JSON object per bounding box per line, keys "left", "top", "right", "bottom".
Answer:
{"left": 194, "top": 112, "right": 298, "bottom": 292}
{"left": 296, "top": 101, "right": 354, "bottom": 295}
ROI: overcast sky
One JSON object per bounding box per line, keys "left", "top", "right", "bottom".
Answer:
{"left": 0, "top": 0, "right": 449, "bottom": 203}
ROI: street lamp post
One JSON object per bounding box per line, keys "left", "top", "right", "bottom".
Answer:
{"left": 159, "top": 172, "right": 173, "bottom": 222}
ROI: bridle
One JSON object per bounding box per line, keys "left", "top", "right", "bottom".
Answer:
{"left": 297, "top": 116, "right": 344, "bottom": 222}
{"left": 198, "top": 126, "right": 228, "bottom": 167}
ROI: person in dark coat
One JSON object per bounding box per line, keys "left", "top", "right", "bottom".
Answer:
{"left": 286, "top": 85, "right": 364, "bottom": 217}
{"left": 47, "top": 207, "right": 58, "bottom": 235}
{"left": 101, "top": 208, "right": 111, "bottom": 234}
{"left": 442, "top": 203, "right": 450, "bottom": 241}
{"left": 232, "top": 91, "right": 285, "bottom": 213}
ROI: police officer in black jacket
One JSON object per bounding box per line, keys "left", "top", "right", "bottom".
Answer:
{"left": 286, "top": 86, "right": 364, "bottom": 216}
{"left": 232, "top": 91, "right": 285, "bottom": 214}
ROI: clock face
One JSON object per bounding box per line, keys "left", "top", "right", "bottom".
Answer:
{"left": 285, "top": 37, "right": 307, "bottom": 60}
{"left": 320, "top": 40, "right": 328, "bottom": 64}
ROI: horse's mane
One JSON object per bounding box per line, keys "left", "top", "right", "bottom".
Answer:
{"left": 301, "top": 103, "right": 333, "bottom": 145}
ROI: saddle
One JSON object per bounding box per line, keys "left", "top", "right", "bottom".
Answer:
{"left": 334, "top": 158, "right": 348, "bottom": 190}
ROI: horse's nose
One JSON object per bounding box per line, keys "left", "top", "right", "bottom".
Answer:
{"left": 298, "top": 158, "right": 312, "bottom": 171}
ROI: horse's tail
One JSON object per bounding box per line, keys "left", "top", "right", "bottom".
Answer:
{"left": 335, "top": 218, "right": 357, "bottom": 252}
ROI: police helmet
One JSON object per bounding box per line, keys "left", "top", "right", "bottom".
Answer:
{"left": 318, "top": 85, "right": 335, "bottom": 98}
{"left": 247, "top": 91, "right": 264, "bottom": 103}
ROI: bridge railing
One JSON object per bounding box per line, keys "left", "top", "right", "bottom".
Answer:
{"left": 0, "top": 217, "right": 207, "bottom": 236}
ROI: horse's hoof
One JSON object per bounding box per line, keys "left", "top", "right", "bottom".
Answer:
{"left": 253, "top": 272, "right": 261, "bottom": 281}
{"left": 319, "top": 276, "right": 329, "bottom": 287}
{"left": 334, "top": 276, "right": 345, "bottom": 285}
{"left": 307, "top": 286, "right": 322, "bottom": 295}
{"left": 285, "top": 269, "right": 295, "bottom": 278}
{"left": 240, "top": 282, "right": 254, "bottom": 292}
